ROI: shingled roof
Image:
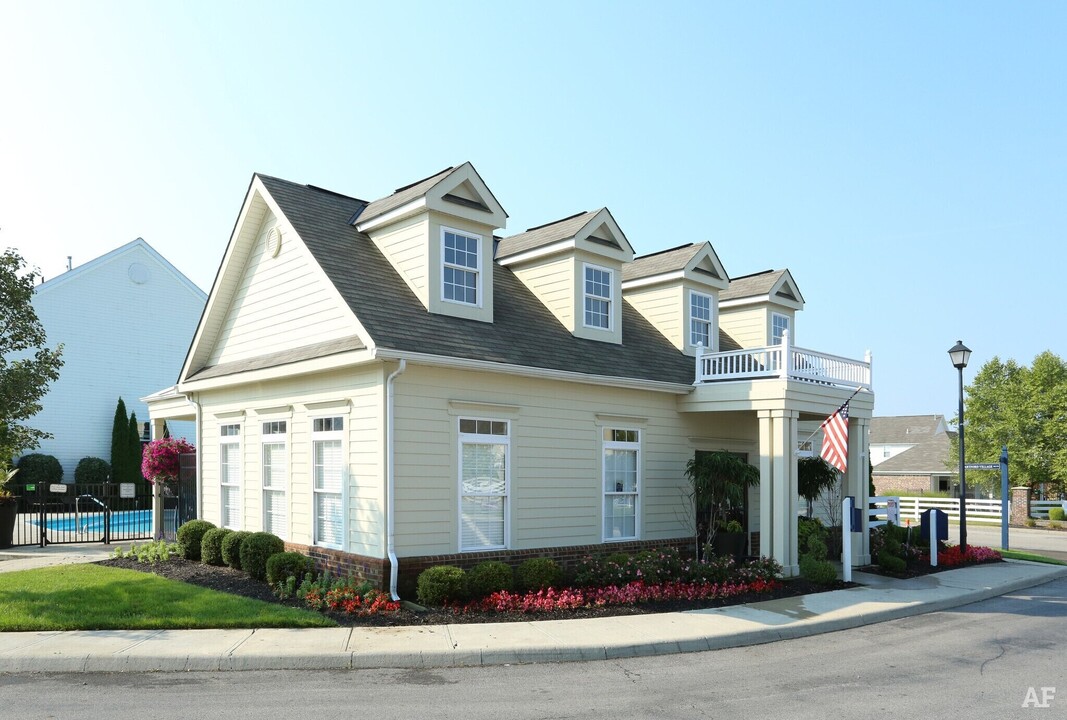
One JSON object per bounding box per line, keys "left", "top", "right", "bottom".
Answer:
{"left": 622, "top": 244, "right": 705, "bottom": 282}
{"left": 354, "top": 167, "right": 453, "bottom": 226}
{"left": 252, "top": 176, "right": 695, "bottom": 386}
{"left": 720, "top": 269, "right": 786, "bottom": 301}
{"left": 495, "top": 211, "right": 599, "bottom": 260}
{"left": 871, "top": 416, "right": 956, "bottom": 475}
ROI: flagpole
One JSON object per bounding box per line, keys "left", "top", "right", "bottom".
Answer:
{"left": 797, "top": 386, "right": 865, "bottom": 450}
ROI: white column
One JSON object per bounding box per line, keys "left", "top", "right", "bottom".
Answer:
{"left": 758, "top": 408, "right": 800, "bottom": 576}
{"left": 846, "top": 417, "right": 870, "bottom": 565}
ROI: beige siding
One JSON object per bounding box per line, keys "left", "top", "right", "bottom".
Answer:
{"left": 719, "top": 306, "right": 767, "bottom": 348}
{"left": 209, "top": 216, "right": 360, "bottom": 365}
{"left": 624, "top": 284, "right": 683, "bottom": 350}
{"left": 194, "top": 365, "right": 386, "bottom": 557}
{"left": 391, "top": 364, "right": 760, "bottom": 557}
{"left": 367, "top": 214, "right": 430, "bottom": 308}
{"left": 511, "top": 256, "right": 574, "bottom": 331}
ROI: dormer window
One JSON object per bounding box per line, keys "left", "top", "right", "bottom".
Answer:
{"left": 442, "top": 227, "right": 481, "bottom": 306}
{"left": 584, "top": 264, "right": 613, "bottom": 330}
{"left": 690, "top": 291, "right": 714, "bottom": 348}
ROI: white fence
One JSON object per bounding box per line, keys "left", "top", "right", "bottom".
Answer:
{"left": 869, "top": 496, "right": 1065, "bottom": 523}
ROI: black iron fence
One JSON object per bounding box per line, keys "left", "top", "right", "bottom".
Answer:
{"left": 6, "top": 479, "right": 160, "bottom": 547}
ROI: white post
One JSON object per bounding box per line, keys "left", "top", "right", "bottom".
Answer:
{"left": 780, "top": 330, "right": 792, "bottom": 379}
{"left": 929, "top": 517, "right": 938, "bottom": 567}
{"left": 842, "top": 496, "right": 853, "bottom": 582}
{"left": 695, "top": 341, "right": 703, "bottom": 383}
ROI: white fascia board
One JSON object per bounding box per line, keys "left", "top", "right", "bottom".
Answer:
{"left": 495, "top": 239, "right": 577, "bottom": 266}
{"left": 718, "top": 295, "right": 771, "bottom": 309}
{"left": 621, "top": 270, "right": 686, "bottom": 290}
{"left": 355, "top": 198, "right": 427, "bottom": 233}
{"left": 178, "top": 348, "right": 375, "bottom": 393}
{"left": 374, "top": 349, "right": 692, "bottom": 395}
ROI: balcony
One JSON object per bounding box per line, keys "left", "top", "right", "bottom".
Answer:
{"left": 695, "top": 332, "right": 871, "bottom": 390}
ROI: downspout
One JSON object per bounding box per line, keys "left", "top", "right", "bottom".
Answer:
{"left": 386, "top": 359, "right": 406, "bottom": 601}
{"left": 192, "top": 393, "right": 203, "bottom": 521}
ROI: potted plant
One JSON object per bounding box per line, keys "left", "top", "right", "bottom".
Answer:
{"left": 0, "top": 465, "right": 19, "bottom": 549}
{"left": 685, "top": 451, "right": 759, "bottom": 560}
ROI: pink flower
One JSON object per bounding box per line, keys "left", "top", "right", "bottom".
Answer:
{"left": 140, "top": 437, "right": 195, "bottom": 484}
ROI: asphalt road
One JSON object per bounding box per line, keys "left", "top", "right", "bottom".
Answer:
{"left": 3, "top": 577, "right": 1066, "bottom": 720}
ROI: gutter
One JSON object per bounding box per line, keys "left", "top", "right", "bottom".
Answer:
{"left": 385, "top": 359, "right": 406, "bottom": 600}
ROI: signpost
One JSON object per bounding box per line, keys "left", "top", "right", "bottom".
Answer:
{"left": 964, "top": 447, "right": 1009, "bottom": 550}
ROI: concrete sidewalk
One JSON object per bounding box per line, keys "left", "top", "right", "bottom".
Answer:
{"left": 1, "top": 544, "right": 1064, "bottom": 673}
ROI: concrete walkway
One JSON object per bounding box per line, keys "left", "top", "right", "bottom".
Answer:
{"left": 1, "top": 543, "right": 1064, "bottom": 673}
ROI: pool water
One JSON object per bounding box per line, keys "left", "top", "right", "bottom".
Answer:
{"left": 32, "top": 509, "right": 154, "bottom": 534}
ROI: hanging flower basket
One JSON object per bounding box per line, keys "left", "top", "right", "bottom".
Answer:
{"left": 141, "top": 437, "right": 195, "bottom": 485}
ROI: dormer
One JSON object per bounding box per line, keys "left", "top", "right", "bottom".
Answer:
{"left": 718, "top": 269, "right": 805, "bottom": 348}
{"left": 353, "top": 162, "right": 507, "bottom": 323}
{"left": 496, "top": 208, "right": 633, "bottom": 344}
{"left": 621, "top": 243, "right": 729, "bottom": 355}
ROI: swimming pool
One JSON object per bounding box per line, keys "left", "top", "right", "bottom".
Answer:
{"left": 31, "top": 509, "right": 155, "bottom": 534}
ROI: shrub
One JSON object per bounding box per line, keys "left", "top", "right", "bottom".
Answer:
{"left": 417, "top": 565, "right": 467, "bottom": 605}
{"left": 799, "top": 535, "right": 837, "bottom": 585}
{"left": 1025, "top": 518, "right": 1037, "bottom": 528}
{"left": 632, "top": 548, "right": 684, "bottom": 584}
{"left": 222, "top": 530, "right": 252, "bottom": 569}
{"left": 1049, "top": 507, "right": 1065, "bottom": 522}
{"left": 686, "top": 554, "right": 734, "bottom": 584}
{"left": 200, "top": 527, "right": 232, "bottom": 566}
{"left": 240, "top": 531, "right": 285, "bottom": 580}
{"left": 175, "top": 519, "right": 216, "bottom": 561}
{"left": 1049, "top": 521, "right": 1062, "bottom": 530}
{"left": 266, "top": 551, "right": 314, "bottom": 586}
{"left": 15, "top": 453, "right": 63, "bottom": 486}
{"left": 74, "top": 457, "right": 111, "bottom": 484}
{"left": 515, "top": 557, "right": 562, "bottom": 592}
{"left": 797, "top": 517, "right": 827, "bottom": 556}
{"left": 466, "top": 561, "right": 513, "bottom": 599}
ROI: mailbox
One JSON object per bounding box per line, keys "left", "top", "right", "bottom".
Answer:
{"left": 920, "top": 508, "right": 948, "bottom": 543}
{"left": 846, "top": 496, "right": 863, "bottom": 532}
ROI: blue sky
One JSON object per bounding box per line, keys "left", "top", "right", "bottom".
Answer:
{"left": 1, "top": 1, "right": 1064, "bottom": 419}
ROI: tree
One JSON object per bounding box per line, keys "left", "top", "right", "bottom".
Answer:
{"left": 953, "top": 352, "right": 1067, "bottom": 497}
{"left": 684, "top": 451, "right": 758, "bottom": 557}
{"left": 127, "top": 412, "right": 145, "bottom": 487}
{"left": 110, "top": 398, "right": 129, "bottom": 485}
{"left": 0, "top": 249, "right": 64, "bottom": 462}
{"left": 798, "top": 456, "right": 838, "bottom": 518}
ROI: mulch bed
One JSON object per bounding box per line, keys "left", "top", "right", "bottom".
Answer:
{"left": 98, "top": 557, "right": 849, "bottom": 628}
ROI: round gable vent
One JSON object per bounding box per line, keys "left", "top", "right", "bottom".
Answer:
{"left": 266, "top": 226, "right": 283, "bottom": 258}
{"left": 128, "top": 262, "right": 151, "bottom": 285}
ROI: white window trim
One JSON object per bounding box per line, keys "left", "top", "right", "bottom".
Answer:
{"left": 602, "top": 428, "right": 641, "bottom": 542}
{"left": 219, "top": 423, "right": 242, "bottom": 531}
{"left": 311, "top": 414, "right": 347, "bottom": 551}
{"left": 441, "top": 226, "right": 483, "bottom": 308}
{"left": 582, "top": 262, "right": 614, "bottom": 331}
{"left": 457, "top": 417, "right": 510, "bottom": 552}
{"left": 771, "top": 312, "right": 790, "bottom": 345}
{"left": 260, "top": 419, "right": 289, "bottom": 540}
{"left": 689, "top": 289, "right": 716, "bottom": 351}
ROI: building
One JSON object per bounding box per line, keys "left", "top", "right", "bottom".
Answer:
{"left": 29, "top": 239, "right": 206, "bottom": 478}
{"left": 146, "top": 163, "right": 874, "bottom": 596}
{"left": 870, "top": 415, "right": 957, "bottom": 496}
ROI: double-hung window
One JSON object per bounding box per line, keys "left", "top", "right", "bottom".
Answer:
{"left": 603, "top": 428, "right": 639, "bottom": 541}
{"left": 459, "top": 418, "right": 508, "bottom": 551}
{"left": 442, "top": 228, "right": 480, "bottom": 306}
{"left": 584, "top": 264, "right": 613, "bottom": 329}
{"left": 219, "top": 423, "right": 241, "bottom": 530}
{"left": 772, "top": 313, "right": 790, "bottom": 345}
{"left": 261, "top": 420, "right": 287, "bottom": 539}
{"left": 690, "top": 291, "right": 714, "bottom": 349}
{"left": 312, "top": 416, "right": 344, "bottom": 549}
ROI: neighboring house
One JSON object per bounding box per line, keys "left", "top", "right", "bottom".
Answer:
{"left": 29, "top": 238, "right": 207, "bottom": 479}
{"left": 145, "top": 163, "right": 874, "bottom": 596}
{"left": 870, "top": 415, "right": 957, "bottom": 496}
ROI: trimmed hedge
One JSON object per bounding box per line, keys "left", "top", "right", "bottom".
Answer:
{"left": 417, "top": 565, "right": 467, "bottom": 605}
{"left": 239, "top": 531, "right": 285, "bottom": 580}
{"left": 16, "top": 453, "right": 63, "bottom": 486}
{"left": 1049, "top": 507, "right": 1065, "bottom": 522}
{"left": 266, "top": 552, "right": 314, "bottom": 586}
{"left": 466, "top": 560, "right": 513, "bottom": 599}
{"left": 515, "top": 557, "right": 562, "bottom": 592}
{"left": 222, "top": 531, "right": 252, "bottom": 570}
{"left": 74, "top": 457, "right": 111, "bottom": 484}
{"left": 200, "top": 527, "right": 232, "bottom": 566}
{"left": 175, "top": 519, "right": 216, "bottom": 561}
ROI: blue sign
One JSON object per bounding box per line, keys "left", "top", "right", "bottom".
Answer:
{"left": 965, "top": 463, "right": 1000, "bottom": 470}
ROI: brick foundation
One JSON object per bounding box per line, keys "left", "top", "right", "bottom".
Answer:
{"left": 1010, "top": 486, "right": 1031, "bottom": 526}
{"left": 285, "top": 537, "right": 695, "bottom": 596}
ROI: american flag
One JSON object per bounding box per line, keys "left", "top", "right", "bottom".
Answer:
{"left": 820, "top": 402, "right": 849, "bottom": 473}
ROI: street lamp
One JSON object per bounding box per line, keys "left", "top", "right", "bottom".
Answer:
{"left": 949, "top": 340, "right": 972, "bottom": 552}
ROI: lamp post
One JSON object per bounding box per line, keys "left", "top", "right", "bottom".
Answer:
{"left": 949, "top": 340, "right": 972, "bottom": 553}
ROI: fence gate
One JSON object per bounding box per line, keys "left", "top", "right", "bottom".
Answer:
{"left": 7, "top": 479, "right": 156, "bottom": 547}
{"left": 161, "top": 452, "right": 198, "bottom": 541}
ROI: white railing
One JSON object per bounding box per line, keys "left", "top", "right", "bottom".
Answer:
{"left": 871, "top": 496, "right": 1007, "bottom": 523}
{"left": 1032, "top": 500, "right": 1065, "bottom": 519}
{"left": 696, "top": 331, "right": 871, "bottom": 389}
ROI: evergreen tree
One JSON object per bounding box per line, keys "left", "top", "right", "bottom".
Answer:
{"left": 110, "top": 398, "right": 129, "bottom": 484}
{"left": 128, "top": 412, "right": 145, "bottom": 487}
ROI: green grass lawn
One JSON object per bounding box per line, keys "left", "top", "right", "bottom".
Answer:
{"left": 0, "top": 564, "right": 337, "bottom": 631}
{"left": 997, "top": 549, "right": 1066, "bottom": 565}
